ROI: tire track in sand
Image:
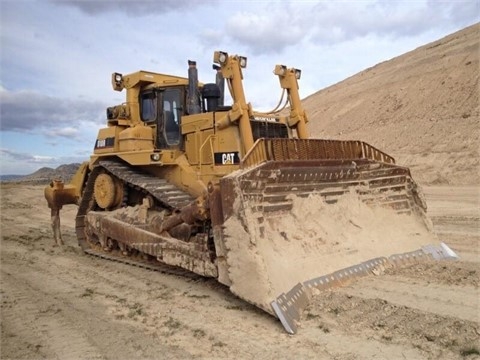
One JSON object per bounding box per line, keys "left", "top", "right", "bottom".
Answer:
{"left": 338, "top": 275, "right": 479, "bottom": 322}
{"left": 303, "top": 290, "right": 479, "bottom": 360}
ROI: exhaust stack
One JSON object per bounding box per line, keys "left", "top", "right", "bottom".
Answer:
{"left": 213, "top": 64, "right": 224, "bottom": 107}
{"left": 187, "top": 60, "right": 201, "bottom": 115}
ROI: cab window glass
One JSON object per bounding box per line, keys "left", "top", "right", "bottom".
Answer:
{"left": 141, "top": 92, "right": 156, "bottom": 122}
{"left": 163, "top": 89, "right": 182, "bottom": 145}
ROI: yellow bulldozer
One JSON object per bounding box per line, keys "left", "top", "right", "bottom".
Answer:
{"left": 44, "top": 51, "right": 457, "bottom": 333}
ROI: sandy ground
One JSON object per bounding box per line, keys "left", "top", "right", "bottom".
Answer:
{"left": 0, "top": 184, "right": 478, "bottom": 360}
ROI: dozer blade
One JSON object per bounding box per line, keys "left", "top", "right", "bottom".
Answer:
{"left": 213, "top": 139, "right": 457, "bottom": 334}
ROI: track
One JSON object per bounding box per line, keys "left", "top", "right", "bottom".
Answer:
{"left": 99, "top": 160, "right": 194, "bottom": 209}
{"left": 76, "top": 159, "right": 194, "bottom": 246}
{"left": 75, "top": 159, "right": 203, "bottom": 275}
{"left": 83, "top": 248, "right": 200, "bottom": 280}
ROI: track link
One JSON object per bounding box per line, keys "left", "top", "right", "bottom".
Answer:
{"left": 83, "top": 248, "right": 201, "bottom": 280}
{"left": 99, "top": 160, "right": 194, "bottom": 209}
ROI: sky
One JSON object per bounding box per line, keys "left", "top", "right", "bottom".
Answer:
{"left": 0, "top": 0, "right": 478, "bottom": 175}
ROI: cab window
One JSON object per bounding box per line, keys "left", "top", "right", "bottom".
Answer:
{"left": 140, "top": 91, "right": 157, "bottom": 122}
{"left": 163, "top": 88, "right": 182, "bottom": 146}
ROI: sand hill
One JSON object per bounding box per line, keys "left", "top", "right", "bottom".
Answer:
{"left": 303, "top": 23, "right": 479, "bottom": 186}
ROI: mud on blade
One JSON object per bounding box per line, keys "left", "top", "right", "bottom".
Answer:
{"left": 215, "top": 157, "right": 442, "bottom": 325}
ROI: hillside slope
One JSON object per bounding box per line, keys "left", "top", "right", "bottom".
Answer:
{"left": 303, "top": 23, "right": 479, "bottom": 185}
{"left": 5, "top": 164, "right": 81, "bottom": 184}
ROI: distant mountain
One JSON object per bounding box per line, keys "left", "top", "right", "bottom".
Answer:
{"left": 0, "top": 175, "right": 24, "bottom": 181}
{"left": 1, "top": 163, "right": 81, "bottom": 185}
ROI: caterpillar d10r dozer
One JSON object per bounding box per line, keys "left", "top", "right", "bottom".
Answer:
{"left": 44, "top": 51, "right": 457, "bottom": 333}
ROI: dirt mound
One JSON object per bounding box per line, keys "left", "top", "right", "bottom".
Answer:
{"left": 303, "top": 23, "right": 479, "bottom": 186}
{"left": 224, "top": 191, "right": 436, "bottom": 312}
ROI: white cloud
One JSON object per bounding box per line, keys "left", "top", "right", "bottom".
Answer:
{"left": 45, "top": 127, "right": 80, "bottom": 139}
{"left": 225, "top": 5, "right": 309, "bottom": 54}
{"left": 32, "top": 155, "right": 56, "bottom": 162}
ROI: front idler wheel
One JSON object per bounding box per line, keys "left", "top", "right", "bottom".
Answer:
{"left": 94, "top": 173, "right": 124, "bottom": 210}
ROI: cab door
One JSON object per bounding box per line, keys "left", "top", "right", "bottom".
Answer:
{"left": 140, "top": 87, "right": 184, "bottom": 149}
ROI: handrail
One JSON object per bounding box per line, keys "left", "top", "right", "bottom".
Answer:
{"left": 198, "top": 134, "right": 215, "bottom": 176}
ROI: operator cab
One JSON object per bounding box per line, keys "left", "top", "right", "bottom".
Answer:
{"left": 140, "top": 87, "right": 184, "bottom": 148}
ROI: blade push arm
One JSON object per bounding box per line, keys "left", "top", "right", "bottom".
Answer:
{"left": 213, "top": 51, "right": 255, "bottom": 155}
{"left": 274, "top": 65, "right": 309, "bottom": 139}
